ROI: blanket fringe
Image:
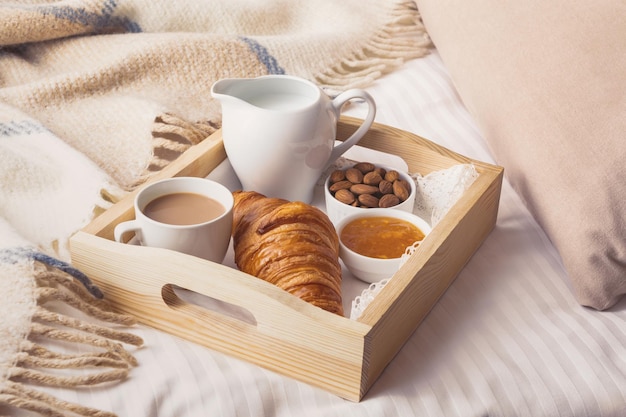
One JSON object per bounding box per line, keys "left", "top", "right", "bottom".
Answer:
{"left": 314, "top": 0, "right": 432, "bottom": 91}
{"left": 1, "top": 381, "right": 116, "bottom": 417}
{"left": 130, "top": 113, "right": 221, "bottom": 189}
{"left": 1, "top": 260, "right": 143, "bottom": 417}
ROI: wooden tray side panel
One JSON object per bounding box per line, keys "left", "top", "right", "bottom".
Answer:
{"left": 335, "top": 118, "right": 507, "bottom": 397}
{"left": 70, "top": 231, "right": 370, "bottom": 401}
{"left": 360, "top": 168, "right": 503, "bottom": 391}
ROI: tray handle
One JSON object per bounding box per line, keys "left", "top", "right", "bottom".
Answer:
{"left": 161, "top": 282, "right": 258, "bottom": 326}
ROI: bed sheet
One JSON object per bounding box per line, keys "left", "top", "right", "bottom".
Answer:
{"left": 32, "top": 51, "right": 626, "bottom": 417}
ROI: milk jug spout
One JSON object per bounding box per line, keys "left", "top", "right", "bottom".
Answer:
{"left": 210, "top": 78, "right": 253, "bottom": 107}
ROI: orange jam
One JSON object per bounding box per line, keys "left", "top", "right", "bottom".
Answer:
{"left": 340, "top": 216, "right": 425, "bottom": 259}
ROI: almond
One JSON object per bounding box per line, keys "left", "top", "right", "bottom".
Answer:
{"left": 345, "top": 168, "right": 363, "bottom": 184}
{"left": 378, "top": 180, "right": 393, "bottom": 195}
{"left": 329, "top": 169, "right": 345, "bottom": 184}
{"left": 397, "top": 178, "right": 411, "bottom": 191}
{"left": 350, "top": 183, "right": 379, "bottom": 195}
{"left": 353, "top": 162, "right": 376, "bottom": 174}
{"left": 379, "top": 193, "right": 400, "bottom": 208}
{"left": 384, "top": 170, "right": 400, "bottom": 182}
{"left": 363, "top": 171, "right": 383, "bottom": 186}
{"left": 334, "top": 189, "right": 355, "bottom": 205}
{"left": 358, "top": 193, "right": 379, "bottom": 208}
{"left": 329, "top": 180, "right": 353, "bottom": 193}
{"left": 392, "top": 180, "right": 410, "bottom": 201}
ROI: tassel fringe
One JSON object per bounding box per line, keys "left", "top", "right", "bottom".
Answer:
{"left": 1, "top": 260, "right": 143, "bottom": 417}
{"left": 315, "top": 0, "right": 432, "bottom": 91}
{"left": 130, "top": 113, "right": 221, "bottom": 189}
{"left": 1, "top": 381, "right": 117, "bottom": 417}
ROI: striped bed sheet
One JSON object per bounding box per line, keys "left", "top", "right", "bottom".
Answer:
{"left": 30, "top": 50, "right": 626, "bottom": 417}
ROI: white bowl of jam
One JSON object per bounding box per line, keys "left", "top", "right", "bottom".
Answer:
{"left": 335, "top": 208, "right": 432, "bottom": 283}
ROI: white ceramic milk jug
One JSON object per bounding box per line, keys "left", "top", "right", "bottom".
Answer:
{"left": 211, "top": 75, "right": 376, "bottom": 203}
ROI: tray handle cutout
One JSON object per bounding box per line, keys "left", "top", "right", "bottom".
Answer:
{"left": 162, "top": 283, "right": 257, "bottom": 326}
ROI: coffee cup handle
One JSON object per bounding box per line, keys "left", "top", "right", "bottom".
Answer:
{"left": 114, "top": 220, "right": 141, "bottom": 244}
{"left": 327, "top": 89, "right": 377, "bottom": 165}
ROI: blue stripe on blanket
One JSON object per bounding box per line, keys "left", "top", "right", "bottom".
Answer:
{"left": 0, "top": 120, "right": 51, "bottom": 137}
{"left": 1, "top": 248, "right": 103, "bottom": 299}
{"left": 40, "top": 0, "right": 142, "bottom": 33}
{"left": 240, "top": 37, "right": 285, "bottom": 75}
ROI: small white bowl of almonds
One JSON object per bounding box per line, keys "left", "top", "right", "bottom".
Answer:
{"left": 324, "top": 161, "right": 416, "bottom": 225}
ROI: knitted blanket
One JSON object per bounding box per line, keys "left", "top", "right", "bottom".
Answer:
{"left": 0, "top": 1, "right": 430, "bottom": 415}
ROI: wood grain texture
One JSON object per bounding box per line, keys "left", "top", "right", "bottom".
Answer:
{"left": 70, "top": 117, "right": 503, "bottom": 401}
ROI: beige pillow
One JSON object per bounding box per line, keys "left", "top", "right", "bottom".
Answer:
{"left": 416, "top": 0, "right": 626, "bottom": 309}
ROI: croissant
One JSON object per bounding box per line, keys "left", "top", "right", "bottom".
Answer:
{"left": 232, "top": 190, "right": 344, "bottom": 316}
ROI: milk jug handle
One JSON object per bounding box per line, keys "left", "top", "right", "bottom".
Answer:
{"left": 328, "top": 89, "right": 377, "bottom": 164}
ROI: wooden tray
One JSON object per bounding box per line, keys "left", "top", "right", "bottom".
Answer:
{"left": 69, "top": 116, "right": 503, "bottom": 401}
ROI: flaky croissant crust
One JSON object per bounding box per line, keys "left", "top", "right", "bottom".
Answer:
{"left": 232, "top": 191, "right": 344, "bottom": 315}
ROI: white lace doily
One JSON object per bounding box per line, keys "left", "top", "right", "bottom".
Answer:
{"left": 349, "top": 163, "right": 478, "bottom": 320}
{"left": 413, "top": 164, "right": 479, "bottom": 226}
{"left": 350, "top": 279, "right": 390, "bottom": 320}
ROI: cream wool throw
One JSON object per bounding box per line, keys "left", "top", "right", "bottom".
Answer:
{"left": 0, "top": 1, "right": 431, "bottom": 415}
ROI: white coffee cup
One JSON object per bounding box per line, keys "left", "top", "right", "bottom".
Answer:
{"left": 114, "top": 177, "right": 234, "bottom": 263}
{"left": 211, "top": 75, "right": 376, "bottom": 203}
